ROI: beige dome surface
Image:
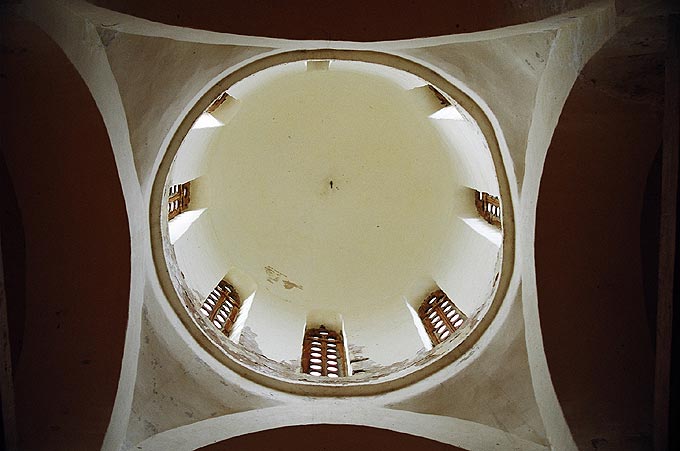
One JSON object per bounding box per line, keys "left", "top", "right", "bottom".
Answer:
{"left": 166, "top": 56, "right": 503, "bottom": 381}
{"left": 204, "top": 63, "right": 457, "bottom": 311}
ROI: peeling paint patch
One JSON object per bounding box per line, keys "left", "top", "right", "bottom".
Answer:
{"left": 281, "top": 358, "right": 301, "bottom": 372}
{"left": 347, "top": 344, "right": 382, "bottom": 375}
{"left": 238, "top": 326, "right": 264, "bottom": 355}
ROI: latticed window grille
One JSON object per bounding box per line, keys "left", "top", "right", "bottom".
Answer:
{"left": 199, "top": 280, "right": 241, "bottom": 335}
{"left": 418, "top": 290, "right": 467, "bottom": 345}
{"left": 301, "top": 326, "right": 346, "bottom": 378}
{"left": 168, "top": 182, "right": 191, "bottom": 220}
{"left": 474, "top": 190, "right": 501, "bottom": 227}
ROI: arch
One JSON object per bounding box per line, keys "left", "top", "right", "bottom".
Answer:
{"left": 136, "top": 405, "right": 548, "bottom": 451}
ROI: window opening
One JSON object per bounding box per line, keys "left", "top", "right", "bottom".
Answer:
{"left": 475, "top": 190, "right": 501, "bottom": 227}
{"left": 168, "top": 182, "right": 191, "bottom": 220}
{"left": 427, "top": 84, "right": 451, "bottom": 107}
{"left": 301, "top": 325, "right": 347, "bottom": 378}
{"left": 418, "top": 290, "right": 467, "bottom": 345}
{"left": 206, "top": 92, "right": 230, "bottom": 113}
{"left": 199, "top": 280, "right": 241, "bottom": 335}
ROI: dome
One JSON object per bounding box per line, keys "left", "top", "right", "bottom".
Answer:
{"left": 156, "top": 51, "right": 511, "bottom": 393}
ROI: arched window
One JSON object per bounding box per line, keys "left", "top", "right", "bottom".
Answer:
{"left": 418, "top": 290, "right": 467, "bottom": 345}
{"left": 301, "top": 326, "right": 347, "bottom": 378}
{"left": 168, "top": 182, "right": 191, "bottom": 220}
{"left": 474, "top": 190, "right": 501, "bottom": 227}
{"left": 199, "top": 280, "right": 241, "bottom": 335}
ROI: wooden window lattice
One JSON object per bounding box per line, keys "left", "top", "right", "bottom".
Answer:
{"left": 475, "top": 190, "right": 501, "bottom": 227}
{"left": 301, "top": 326, "right": 346, "bottom": 378}
{"left": 199, "top": 280, "right": 241, "bottom": 335}
{"left": 418, "top": 290, "right": 467, "bottom": 345}
{"left": 168, "top": 182, "right": 191, "bottom": 220}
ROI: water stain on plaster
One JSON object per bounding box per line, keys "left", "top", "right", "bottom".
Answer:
{"left": 265, "top": 265, "right": 303, "bottom": 291}
{"left": 264, "top": 265, "right": 285, "bottom": 284}
{"left": 282, "top": 280, "right": 303, "bottom": 290}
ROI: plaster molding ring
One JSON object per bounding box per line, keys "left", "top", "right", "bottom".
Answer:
{"left": 149, "top": 49, "right": 516, "bottom": 396}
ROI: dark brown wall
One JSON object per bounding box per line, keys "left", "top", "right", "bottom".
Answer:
{"left": 0, "top": 17, "right": 130, "bottom": 451}
{"left": 92, "top": 0, "right": 589, "bottom": 41}
{"left": 535, "top": 16, "right": 666, "bottom": 451}
{"left": 200, "top": 425, "right": 462, "bottom": 451}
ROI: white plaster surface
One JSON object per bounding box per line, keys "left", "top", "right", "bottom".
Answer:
{"left": 201, "top": 64, "right": 462, "bottom": 312}
{"left": 239, "top": 288, "right": 307, "bottom": 363}
{"left": 434, "top": 217, "right": 501, "bottom": 315}
{"left": 172, "top": 209, "right": 229, "bottom": 300}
